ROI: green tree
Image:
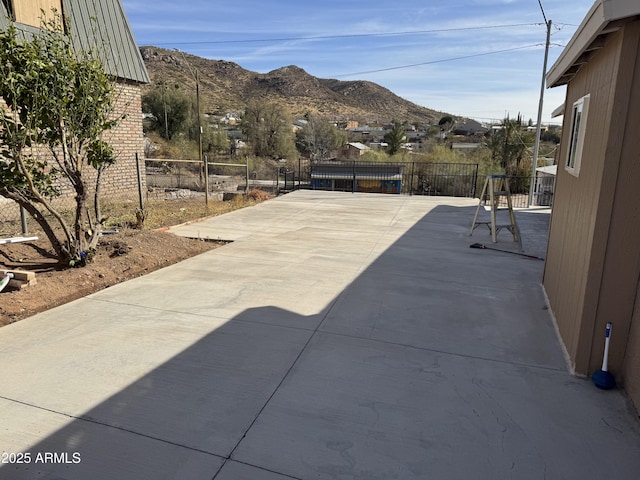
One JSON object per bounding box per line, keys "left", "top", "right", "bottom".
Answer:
{"left": 0, "top": 22, "right": 121, "bottom": 266}
{"left": 429, "top": 144, "right": 465, "bottom": 163}
{"left": 384, "top": 121, "right": 406, "bottom": 156}
{"left": 295, "top": 114, "right": 346, "bottom": 159}
{"left": 438, "top": 116, "right": 454, "bottom": 134}
{"left": 485, "top": 115, "right": 533, "bottom": 176}
{"left": 202, "top": 124, "right": 230, "bottom": 154}
{"left": 142, "top": 83, "right": 191, "bottom": 140}
{"left": 241, "top": 101, "right": 295, "bottom": 159}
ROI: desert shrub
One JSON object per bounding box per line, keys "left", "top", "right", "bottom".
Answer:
{"left": 247, "top": 188, "right": 270, "bottom": 202}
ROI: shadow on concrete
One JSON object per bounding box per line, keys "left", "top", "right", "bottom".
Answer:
{"left": 2, "top": 203, "right": 640, "bottom": 480}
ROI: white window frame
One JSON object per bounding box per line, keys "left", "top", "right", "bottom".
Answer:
{"left": 565, "top": 94, "right": 590, "bottom": 177}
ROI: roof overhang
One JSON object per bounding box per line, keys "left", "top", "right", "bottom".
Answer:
{"left": 547, "top": 0, "right": 640, "bottom": 88}
{"left": 536, "top": 165, "right": 557, "bottom": 175}
{"left": 551, "top": 103, "right": 565, "bottom": 118}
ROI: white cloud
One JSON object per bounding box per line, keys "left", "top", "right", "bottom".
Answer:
{"left": 123, "top": 0, "right": 591, "bottom": 121}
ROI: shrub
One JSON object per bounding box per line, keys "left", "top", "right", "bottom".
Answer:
{"left": 247, "top": 188, "right": 270, "bottom": 202}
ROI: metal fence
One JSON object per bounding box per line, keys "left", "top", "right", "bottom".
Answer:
{"left": 301, "top": 160, "right": 479, "bottom": 197}
{"left": 289, "top": 160, "right": 555, "bottom": 207}
{"left": 407, "top": 162, "right": 479, "bottom": 197}
{"left": 0, "top": 156, "right": 556, "bottom": 239}
{"left": 0, "top": 156, "right": 146, "bottom": 238}
{"left": 0, "top": 155, "right": 275, "bottom": 238}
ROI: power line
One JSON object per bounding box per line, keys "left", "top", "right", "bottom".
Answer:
{"left": 537, "top": 0, "right": 549, "bottom": 24}
{"left": 152, "top": 23, "right": 544, "bottom": 46}
{"left": 333, "top": 43, "right": 544, "bottom": 77}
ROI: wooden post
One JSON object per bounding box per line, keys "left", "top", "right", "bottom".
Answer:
{"left": 135, "top": 153, "right": 144, "bottom": 211}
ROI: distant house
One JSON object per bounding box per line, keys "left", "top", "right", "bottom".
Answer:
{"left": 526, "top": 125, "right": 549, "bottom": 133}
{"left": 0, "top": 0, "right": 149, "bottom": 199}
{"left": 453, "top": 120, "right": 488, "bottom": 136}
{"left": 220, "top": 113, "right": 240, "bottom": 125}
{"left": 347, "top": 126, "right": 385, "bottom": 142}
{"left": 337, "top": 142, "right": 371, "bottom": 161}
{"left": 451, "top": 143, "right": 482, "bottom": 152}
{"left": 369, "top": 142, "right": 389, "bottom": 151}
{"left": 543, "top": 0, "right": 640, "bottom": 411}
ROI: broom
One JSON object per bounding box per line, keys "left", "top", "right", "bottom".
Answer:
{"left": 469, "top": 243, "right": 545, "bottom": 261}
{"left": 592, "top": 322, "right": 616, "bottom": 390}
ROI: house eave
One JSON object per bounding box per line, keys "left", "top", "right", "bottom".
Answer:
{"left": 547, "top": 0, "right": 640, "bottom": 88}
{"left": 551, "top": 103, "right": 565, "bottom": 118}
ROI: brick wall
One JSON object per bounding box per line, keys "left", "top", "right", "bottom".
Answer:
{"left": 1, "top": 79, "right": 145, "bottom": 221}
{"left": 100, "top": 80, "right": 146, "bottom": 201}
{"left": 42, "top": 80, "right": 146, "bottom": 205}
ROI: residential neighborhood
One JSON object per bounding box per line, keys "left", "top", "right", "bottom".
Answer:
{"left": 1, "top": 1, "right": 640, "bottom": 479}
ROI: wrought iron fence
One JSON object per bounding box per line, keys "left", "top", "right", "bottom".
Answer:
{"left": 0, "top": 155, "right": 556, "bottom": 239}
{"left": 408, "top": 162, "right": 479, "bottom": 197}
{"left": 473, "top": 175, "right": 555, "bottom": 209}
{"left": 302, "top": 160, "right": 479, "bottom": 197}
{"left": 308, "top": 161, "right": 405, "bottom": 194}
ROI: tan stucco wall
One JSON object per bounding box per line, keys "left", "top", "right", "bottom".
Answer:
{"left": 543, "top": 21, "right": 640, "bottom": 388}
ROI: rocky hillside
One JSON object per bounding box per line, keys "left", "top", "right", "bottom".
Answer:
{"left": 140, "top": 46, "right": 447, "bottom": 123}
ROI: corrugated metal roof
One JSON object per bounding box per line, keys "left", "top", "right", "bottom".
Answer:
{"left": 347, "top": 142, "right": 370, "bottom": 150}
{"left": 0, "top": 0, "right": 149, "bottom": 83}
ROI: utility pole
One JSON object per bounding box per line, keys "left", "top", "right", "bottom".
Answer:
{"left": 160, "top": 82, "right": 169, "bottom": 140}
{"left": 528, "top": 19, "right": 552, "bottom": 208}
{"left": 195, "top": 70, "right": 208, "bottom": 206}
{"left": 177, "top": 50, "right": 207, "bottom": 206}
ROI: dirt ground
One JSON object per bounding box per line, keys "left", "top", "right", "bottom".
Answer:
{"left": 0, "top": 229, "right": 224, "bottom": 326}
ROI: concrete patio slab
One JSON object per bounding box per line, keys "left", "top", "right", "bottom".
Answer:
{"left": 0, "top": 301, "right": 312, "bottom": 467}
{"left": 0, "top": 190, "right": 638, "bottom": 479}
{"left": 233, "top": 332, "right": 639, "bottom": 480}
{"left": 0, "top": 398, "right": 225, "bottom": 480}
{"left": 318, "top": 270, "right": 565, "bottom": 369}
{"left": 89, "top": 244, "right": 361, "bottom": 331}
{"left": 215, "top": 461, "right": 295, "bottom": 480}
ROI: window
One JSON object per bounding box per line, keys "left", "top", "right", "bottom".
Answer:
{"left": 566, "top": 94, "right": 590, "bottom": 177}
{"left": 5, "top": 0, "right": 63, "bottom": 28}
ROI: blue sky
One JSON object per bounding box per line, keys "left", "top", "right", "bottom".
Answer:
{"left": 122, "top": 0, "right": 595, "bottom": 124}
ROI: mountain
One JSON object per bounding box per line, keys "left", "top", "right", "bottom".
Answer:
{"left": 139, "top": 46, "right": 447, "bottom": 124}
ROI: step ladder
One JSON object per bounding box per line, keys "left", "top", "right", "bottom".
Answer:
{"left": 470, "top": 174, "right": 521, "bottom": 248}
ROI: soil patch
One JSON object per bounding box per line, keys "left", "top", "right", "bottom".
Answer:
{"left": 0, "top": 230, "right": 224, "bottom": 326}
